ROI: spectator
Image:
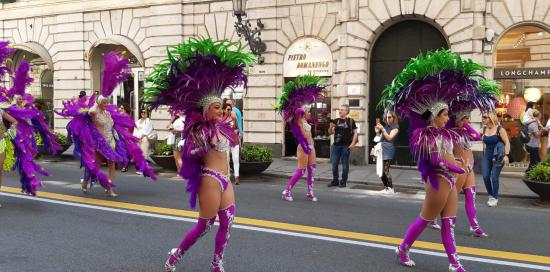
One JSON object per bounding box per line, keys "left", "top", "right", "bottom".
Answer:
{"left": 118, "top": 103, "right": 134, "bottom": 172}
{"left": 168, "top": 114, "right": 185, "bottom": 174}
{"left": 224, "top": 98, "right": 243, "bottom": 143}
{"left": 374, "top": 111, "right": 399, "bottom": 194}
{"left": 328, "top": 104, "right": 357, "bottom": 188}
{"left": 526, "top": 110, "right": 542, "bottom": 172}
{"left": 133, "top": 109, "right": 155, "bottom": 174}
{"left": 224, "top": 103, "right": 241, "bottom": 185}
{"left": 480, "top": 112, "right": 510, "bottom": 207}
{"left": 521, "top": 102, "right": 535, "bottom": 124}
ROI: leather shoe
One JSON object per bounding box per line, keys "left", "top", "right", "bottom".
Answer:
{"left": 339, "top": 182, "right": 347, "bottom": 188}
{"left": 328, "top": 181, "right": 339, "bottom": 187}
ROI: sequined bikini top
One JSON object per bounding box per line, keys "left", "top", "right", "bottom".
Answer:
{"left": 214, "top": 136, "right": 230, "bottom": 152}
{"left": 303, "top": 122, "right": 311, "bottom": 132}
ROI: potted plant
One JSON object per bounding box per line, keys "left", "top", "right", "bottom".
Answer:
{"left": 150, "top": 142, "right": 177, "bottom": 171}
{"left": 239, "top": 144, "right": 273, "bottom": 175}
{"left": 524, "top": 157, "right": 550, "bottom": 201}
{"left": 36, "top": 132, "right": 71, "bottom": 156}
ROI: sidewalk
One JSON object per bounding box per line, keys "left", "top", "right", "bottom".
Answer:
{"left": 263, "top": 158, "right": 538, "bottom": 199}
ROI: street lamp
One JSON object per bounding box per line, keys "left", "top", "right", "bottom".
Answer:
{"left": 232, "top": 0, "right": 267, "bottom": 64}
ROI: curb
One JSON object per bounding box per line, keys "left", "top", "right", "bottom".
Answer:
{"left": 262, "top": 172, "right": 537, "bottom": 200}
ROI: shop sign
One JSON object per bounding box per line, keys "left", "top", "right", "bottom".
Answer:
{"left": 284, "top": 38, "right": 333, "bottom": 77}
{"left": 494, "top": 68, "right": 550, "bottom": 79}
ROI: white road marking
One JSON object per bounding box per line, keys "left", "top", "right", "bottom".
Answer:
{"left": 1, "top": 192, "right": 548, "bottom": 270}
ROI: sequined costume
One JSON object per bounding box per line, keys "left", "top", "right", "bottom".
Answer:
{"left": 55, "top": 52, "right": 156, "bottom": 192}
{"left": 378, "top": 50, "right": 500, "bottom": 272}
{"left": 275, "top": 75, "right": 324, "bottom": 202}
{"left": 144, "top": 38, "right": 254, "bottom": 272}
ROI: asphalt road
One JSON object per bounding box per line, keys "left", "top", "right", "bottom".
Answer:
{"left": 0, "top": 161, "right": 549, "bottom": 272}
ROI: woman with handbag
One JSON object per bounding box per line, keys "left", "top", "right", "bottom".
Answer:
{"left": 134, "top": 109, "right": 155, "bottom": 175}
{"left": 481, "top": 112, "right": 510, "bottom": 207}
{"left": 374, "top": 111, "right": 399, "bottom": 194}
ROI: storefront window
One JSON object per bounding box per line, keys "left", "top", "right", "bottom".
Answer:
{"left": 494, "top": 25, "right": 550, "bottom": 163}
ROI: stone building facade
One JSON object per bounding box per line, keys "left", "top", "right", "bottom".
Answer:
{"left": 1, "top": 0, "right": 550, "bottom": 165}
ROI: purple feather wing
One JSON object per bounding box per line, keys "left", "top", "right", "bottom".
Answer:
{"left": 107, "top": 105, "right": 157, "bottom": 181}
{"left": 101, "top": 52, "right": 131, "bottom": 98}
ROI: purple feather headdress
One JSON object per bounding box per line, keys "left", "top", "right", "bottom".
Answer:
{"left": 0, "top": 40, "right": 14, "bottom": 79}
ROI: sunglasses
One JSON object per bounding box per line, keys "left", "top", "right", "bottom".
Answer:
{"left": 482, "top": 116, "right": 488, "bottom": 119}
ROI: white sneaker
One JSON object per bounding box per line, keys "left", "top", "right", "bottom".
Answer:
{"left": 379, "top": 188, "right": 389, "bottom": 194}
{"left": 386, "top": 188, "right": 395, "bottom": 194}
{"left": 488, "top": 198, "right": 498, "bottom": 207}
{"left": 487, "top": 197, "right": 495, "bottom": 206}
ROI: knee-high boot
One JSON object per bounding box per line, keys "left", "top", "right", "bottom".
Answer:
{"left": 396, "top": 216, "right": 429, "bottom": 267}
{"left": 211, "top": 205, "right": 236, "bottom": 272}
{"left": 164, "top": 216, "right": 217, "bottom": 271}
{"left": 464, "top": 186, "right": 488, "bottom": 237}
{"left": 282, "top": 168, "right": 304, "bottom": 201}
{"left": 306, "top": 164, "right": 318, "bottom": 201}
{"left": 441, "top": 216, "right": 466, "bottom": 272}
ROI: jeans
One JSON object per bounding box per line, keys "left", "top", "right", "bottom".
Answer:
{"left": 481, "top": 152, "right": 503, "bottom": 199}
{"left": 331, "top": 145, "right": 350, "bottom": 182}
{"left": 526, "top": 145, "right": 541, "bottom": 173}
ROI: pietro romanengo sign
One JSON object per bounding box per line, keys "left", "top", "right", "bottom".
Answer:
{"left": 494, "top": 68, "right": 550, "bottom": 79}
{"left": 284, "top": 38, "right": 333, "bottom": 77}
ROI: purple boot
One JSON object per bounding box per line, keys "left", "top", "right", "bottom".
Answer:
{"left": 282, "top": 168, "right": 304, "bottom": 201}
{"left": 464, "top": 187, "right": 488, "bottom": 238}
{"left": 165, "top": 216, "right": 216, "bottom": 271}
{"left": 441, "top": 217, "right": 466, "bottom": 272}
{"left": 211, "top": 205, "right": 236, "bottom": 272}
{"left": 306, "top": 164, "right": 318, "bottom": 202}
{"left": 396, "top": 216, "right": 429, "bottom": 267}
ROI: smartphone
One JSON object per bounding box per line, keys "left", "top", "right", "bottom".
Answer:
{"left": 376, "top": 118, "right": 381, "bottom": 125}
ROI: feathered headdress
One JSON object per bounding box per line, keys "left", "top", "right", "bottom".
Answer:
{"left": 144, "top": 37, "right": 255, "bottom": 115}
{"left": 377, "top": 50, "right": 500, "bottom": 189}
{"left": 274, "top": 75, "right": 324, "bottom": 154}
{"left": 99, "top": 51, "right": 131, "bottom": 103}
{"left": 275, "top": 75, "right": 325, "bottom": 121}
{"left": 378, "top": 49, "right": 500, "bottom": 121}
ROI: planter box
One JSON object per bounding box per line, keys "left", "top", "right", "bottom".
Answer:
{"left": 239, "top": 161, "right": 272, "bottom": 176}
{"left": 522, "top": 178, "right": 550, "bottom": 200}
{"left": 151, "top": 155, "right": 177, "bottom": 171}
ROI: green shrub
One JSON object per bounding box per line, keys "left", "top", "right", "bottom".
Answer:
{"left": 35, "top": 132, "right": 69, "bottom": 145}
{"left": 155, "top": 142, "right": 173, "bottom": 156}
{"left": 54, "top": 132, "right": 69, "bottom": 145}
{"left": 241, "top": 144, "right": 272, "bottom": 162}
{"left": 527, "top": 163, "right": 550, "bottom": 183}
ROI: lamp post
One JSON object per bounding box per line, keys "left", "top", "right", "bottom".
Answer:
{"left": 232, "top": 0, "right": 267, "bottom": 64}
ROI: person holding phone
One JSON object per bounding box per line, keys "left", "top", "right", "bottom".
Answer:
{"left": 374, "top": 111, "right": 399, "bottom": 194}
{"left": 328, "top": 104, "right": 358, "bottom": 188}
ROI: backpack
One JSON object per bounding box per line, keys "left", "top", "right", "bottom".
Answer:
{"left": 519, "top": 121, "right": 534, "bottom": 143}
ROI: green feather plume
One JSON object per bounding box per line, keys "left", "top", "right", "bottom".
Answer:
{"left": 274, "top": 74, "right": 325, "bottom": 110}
{"left": 143, "top": 37, "right": 256, "bottom": 104}
{"left": 377, "top": 49, "right": 498, "bottom": 110}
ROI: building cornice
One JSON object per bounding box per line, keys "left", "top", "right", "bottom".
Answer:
{"left": 0, "top": 0, "right": 214, "bottom": 20}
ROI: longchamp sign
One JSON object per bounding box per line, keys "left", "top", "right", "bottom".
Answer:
{"left": 494, "top": 68, "right": 550, "bottom": 79}
{"left": 284, "top": 38, "right": 333, "bottom": 77}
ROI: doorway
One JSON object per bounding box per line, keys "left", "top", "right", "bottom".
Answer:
{"left": 369, "top": 20, "right": 448, "bottom": 165}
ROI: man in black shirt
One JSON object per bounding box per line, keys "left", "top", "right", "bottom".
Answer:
{"left": 328, "top": 104, "right": 357, "bottom": 187}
